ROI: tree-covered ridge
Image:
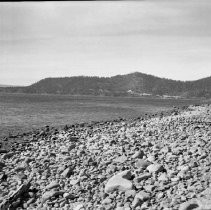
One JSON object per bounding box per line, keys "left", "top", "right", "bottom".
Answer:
{"left": 1, "top": 72, "right": 211, "bottom": 98}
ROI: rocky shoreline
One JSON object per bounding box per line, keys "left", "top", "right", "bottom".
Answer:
{"left": 0, "top": 104, "right": 211, "bottom": 210}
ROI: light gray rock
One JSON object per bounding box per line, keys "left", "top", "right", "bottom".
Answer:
{"left": 41, "top": 191, "right": 65, "bottom": 205}
{"left": 102, "top": 197, "right": 112, "bottom": 205}
{"left": 63, "top": 192, "right": 75, "bottom": 199}
{"left": 132, "top": 191, "right": 150, "bottom": 208}
{"left": 74, "top": 203, "right": 84, "bottom": 210}
{"left": 132, "top": 150, "right": 145, "bottom": 159}
{"left": 125, "top": 189, "right": 136, "bottom": 198}
{"left": 147, "top": 164, "right": 165, "bottom": 173}
{"left": 114, "top": 155, "right": 127, "bottom": 164}
{"left": 158, "top": 173, "right": 168, "bottom": 182}
{"left": 135, "top": 159, "right": 150, "bottom": 169}
{"left": 45, "top": 181, "right": 60, "bottom": 190}
{"left": 104, "top": 170, "right": 133, "bottom": 194}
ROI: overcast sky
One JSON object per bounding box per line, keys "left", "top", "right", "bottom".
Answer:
{"left": 1, "top": 1, "right": 211, "bottom": 85}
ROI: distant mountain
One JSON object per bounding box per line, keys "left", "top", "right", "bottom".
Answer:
{"left": 0, "top": 84, "right": 13, "bottom": 87}
{"left": 0, "top": 72, "right": 211, "bottom": 98}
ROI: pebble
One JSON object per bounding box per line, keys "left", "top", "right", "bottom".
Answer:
{"left": 45, "top": 181, "right": 60, "bottom": 190}
{"left": 125, "top": 189, "right": 136, "bottom": 198}
{"left": 135, "top": 159, "right": 150, "bottom": 169}
{"left": 132, "top": 191, "right": 150, "bottom": 208}
{"left": 41, "top": 191, "right": 65, "bottom": 205}
{"left": 114, "top": 155, "right": 127, "bottom": 163}
{"left": 158, "top": 173, "right": 168, "bottom": 182}
{"left": 61, "top": 167, "right": 72, "bottom": 178}
{"left": 105, "top": 170, "right": 133, "bottom": 193}
{"left": 102, "top": 198, "right": 112, "bottom": 205}
{"left": 74, "top": 203, "right": 84, "bottom": 210}
{"left": 134, "top": 173, "right": 151, "bottom": 182}
{"left": 0, "top": 104, "right": 210, "bottom": 210}
{"left": 63, "top": 192, "right": 75, "bottom": 199}
{"left": 146, "top": 164, "right": 165, "bottom": 173}
{"left": 132, "top": 150, "right": 144, "bottom": 159}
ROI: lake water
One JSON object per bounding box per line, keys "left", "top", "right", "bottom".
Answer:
{"left": 0, "top": 93, "right": 203, "bottom": 138}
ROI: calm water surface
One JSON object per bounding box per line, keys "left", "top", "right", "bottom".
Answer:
{"left": 0, "top": 93, "right": 203, "bottom": 138}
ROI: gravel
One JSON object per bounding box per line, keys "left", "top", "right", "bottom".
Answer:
{"left": 0, "top": 104, "right": 211, "bottom": 209}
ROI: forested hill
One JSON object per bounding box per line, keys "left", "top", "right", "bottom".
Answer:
{"left": 1, "top": 72, "right": 211, "bottom": 98}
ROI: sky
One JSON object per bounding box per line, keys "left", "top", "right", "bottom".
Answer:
{"left": 1, "top": 1, "right": 211, "bottom": 86}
